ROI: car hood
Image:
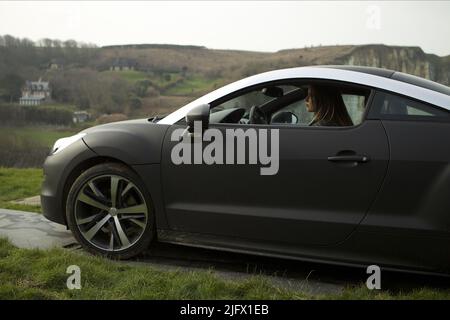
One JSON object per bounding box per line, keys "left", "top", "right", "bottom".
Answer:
{"left": 81, "top": 118, "right": 153, "bottom": 134}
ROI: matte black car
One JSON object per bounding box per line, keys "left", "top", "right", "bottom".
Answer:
{"left": 41, "top": 65, "right": 450, "bottom": 274}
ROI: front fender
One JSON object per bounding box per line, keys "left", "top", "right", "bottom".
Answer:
{"left": 82, "top": 122, "right": 170, "bottom": 164}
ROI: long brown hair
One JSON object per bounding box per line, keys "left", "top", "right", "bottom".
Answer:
{"left": 308, "top": 85, "right": 353, "bottom": 126}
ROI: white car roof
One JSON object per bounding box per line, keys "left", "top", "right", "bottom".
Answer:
{"left": 158, "top": 66, "right": 450, "bottom": 125}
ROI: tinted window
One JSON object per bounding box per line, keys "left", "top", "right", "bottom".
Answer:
{"left": 210, "top": 85, "right": 298, "bottom": 124}
{"left": 272, "top": 89, "right": 369, "bottom": 126}
{"left": 369, "top": 91, "right": 449, "bottom": 120}
{"left": 211, "top": 85, "right": 297, "bottom": 114}
{"left": 342, "top": 94, "right": 367, "bottom": 125}
{"left": 208, "top": 81, "right": 370, "bottom": 127}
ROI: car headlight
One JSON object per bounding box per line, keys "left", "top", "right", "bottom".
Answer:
{"left": 51, "top": 133, "right": 87, "bottom": 155}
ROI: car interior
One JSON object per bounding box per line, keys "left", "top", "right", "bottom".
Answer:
{"left": 209, "top": 82, "right": 371, "bottom": 127}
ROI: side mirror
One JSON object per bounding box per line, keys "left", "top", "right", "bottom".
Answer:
{"left": 261, "top": 86, "right": 284, "bottom": 98}
{"left": 186, "top": 103, "right": 210, "bottom": 133}
{"left": 271, "top": 111, "right": 298, "bottom": 124}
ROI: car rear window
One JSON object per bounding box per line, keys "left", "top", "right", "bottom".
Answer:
{"left": 369, "top": 91, "right": 450, "bottom": 121}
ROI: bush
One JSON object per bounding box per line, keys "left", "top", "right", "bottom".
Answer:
{"left": 129, "top": 97, "right": 142, "bottom": 110}
{"left": 146, "top": 86, "right": 160, "bottom": 98}
{"left": 96, "top": 113, "right": 128, "bottom": 124}
{"left": 0, "top": 104, "right": 73, "bottom": 126}
{"left": 0, "top": 131, "right": 51, "bottom": 167}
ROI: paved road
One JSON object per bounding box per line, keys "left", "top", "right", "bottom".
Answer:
{"left": 1, "top": 208, "right": 449, "bottom": 295}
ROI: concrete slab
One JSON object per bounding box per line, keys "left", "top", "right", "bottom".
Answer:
{"left": 0, "top": 208, "right": 76, "bottom": 249}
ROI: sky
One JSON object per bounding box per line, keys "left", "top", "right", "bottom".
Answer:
{"left": 0, "top": 1, "right": 449, "bottom": 56}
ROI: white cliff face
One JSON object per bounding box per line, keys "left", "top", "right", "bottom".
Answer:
{"left": 343, "top": 45, "right": 449, "bottom": 85}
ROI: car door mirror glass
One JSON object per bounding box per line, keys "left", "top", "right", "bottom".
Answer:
{"left": 186, "top": 103, "right": 210, "bottom": 133}
{"left": 271, "top": 111, "right": 298, "bottom": 124}
{"left": 262, "top": 86, "right": 284, "bottom": 98}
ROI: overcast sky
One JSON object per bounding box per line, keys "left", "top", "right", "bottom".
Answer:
{"left": 1, "top": 1, "right": 449, "bottom": 56}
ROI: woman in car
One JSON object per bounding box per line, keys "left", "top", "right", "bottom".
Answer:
{"left": 305, "top": 85, "right": 353, "bottom": 126}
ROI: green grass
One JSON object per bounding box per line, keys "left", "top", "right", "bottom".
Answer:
{"left": 42, "top": 103, "right": 77, "bottom": 112}
{"left": 102, "top": 70, "right": 148, "bottom": 84}
{"left": 100, "top": 70, "right": 217, "bottom": 97}
{"left": 0, "top": 167, "right": 43, "bottom": 212}
{"left": 0, "top": 238, "right": 308, "bottom": 299}
{"left": 330, "top": 285, "right": 450, "bottom": 300}
{"left": 150, "top": 72, "right": 183, "bottom": 87}
{"left": 165, "top": 75, "right": 220, "bottom": 96}
{"left": 1, "top": 238, "right": 449, "bottom": 299}
{"left": 0, "top": 126, "right": 77, "bottom": 147}
{"left": 0, "top": 126, "right": 78, "bottom": 168}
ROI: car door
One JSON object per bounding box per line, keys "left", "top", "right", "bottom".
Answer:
{"left": 161, "top": 81, "right": 389, "bottom": 246}
{"left": 362, "top": 91, "right": 450, "bottom": 237}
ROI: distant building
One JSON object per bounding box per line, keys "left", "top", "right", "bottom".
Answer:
{"left": 73, "top": 111, "right": 90, "bottom": 123}
{"left": 48, "top": 59, "right": 64, "bottom": 70}
{"left": 109, "top": 58, "right": 138, "bottom": 71}
{"left": 19, "top": 78, "right": 51, "bottom": 106}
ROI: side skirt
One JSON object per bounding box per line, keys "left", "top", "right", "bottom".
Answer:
{"left": 156, "top": 229, "right": 449, "bottom": 278}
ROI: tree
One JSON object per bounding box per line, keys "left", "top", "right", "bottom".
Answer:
{"left": 3, "top": 35, "right": 17, "bottom": 47}
{"left": 181, "top": 65, "right": 188, "bottom": 76}
{"left": 133, "top": 80, "right": 150, "bottom": 97}
{"left": 0, "top": 74, "right": 24, "bottom": 103}
{"left": 129, "top": 96, "right": 142, "bottom": 109}
{"left": 41, "top": 38, "right": 53, "bottom": 48}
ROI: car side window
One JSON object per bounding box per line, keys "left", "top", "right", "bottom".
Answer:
{"left": 210, "top": 85, "right": 298, "bottom": 124}
{"left": 341, "top": 94, "right": 367, "bottom": 125}
{"left": 211, "top": 90, "right": 274, "bottom": 115}
{"left": 369, "top": 91, "right": 449, "bottom": 120}
{"left": 270, "top": 99, "right": 311, "bottom": 126}
{"left": 271, "top": 87, "right": 369, "bottom": 126}
{"left": 209, "top": 82, "right": 371, "bottom": 127}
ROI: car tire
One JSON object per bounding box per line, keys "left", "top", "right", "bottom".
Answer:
{"left": 66, "top": 162, "right": 155, "bottom": 259}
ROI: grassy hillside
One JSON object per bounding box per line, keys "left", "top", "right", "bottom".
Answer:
{"left": 2, "top": 39, "right": 449, "bottom": 123}
{"left": 89, "top": 43, "right": 450, "bottom": 117}
{"left": 101, "top": 70, "right": 149, "bottom": 83}
{"left": 0, "top": 126, "right": 78, "bottom": 168}
{"left": 1, "top": 40, "right": 449, "bottom": 170}
{"left": 94, "top": 44, "right": 450, "bottom": 83}
{"left": 0, "top": 126, "right": 76, "bottom": 147}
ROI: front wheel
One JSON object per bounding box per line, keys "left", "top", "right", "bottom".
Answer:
{"left": 66, "top": 163, "right": 154, "bottom": 259}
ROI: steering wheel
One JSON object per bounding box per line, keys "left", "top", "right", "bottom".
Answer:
{"left": 249, "top": 106, "right": 268, "bottom": 124}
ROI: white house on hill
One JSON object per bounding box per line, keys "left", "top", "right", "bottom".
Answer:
{"left": 19, "top": 78, "right": 51, "bottom": 106}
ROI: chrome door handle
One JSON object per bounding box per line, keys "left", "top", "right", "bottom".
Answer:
{"left": 327, "top": 155, "right": 370, "bottom": 163}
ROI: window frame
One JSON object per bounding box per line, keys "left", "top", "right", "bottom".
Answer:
{"left": 176, "top": 78, "right": 376, "bottom": 130}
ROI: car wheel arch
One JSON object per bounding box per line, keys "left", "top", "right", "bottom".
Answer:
{"left": 61, "top": 156, "right": 147, "bottom": 227}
